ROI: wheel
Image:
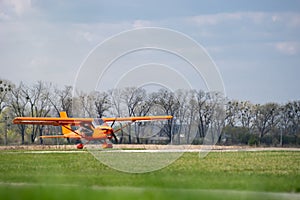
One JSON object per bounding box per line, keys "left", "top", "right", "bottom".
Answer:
{"left": 77, "top": 143, "right": 84, "bottom": 149}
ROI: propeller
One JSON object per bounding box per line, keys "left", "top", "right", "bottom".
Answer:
{"left": 111, "top": 122, "right": 134, "bottom": 144}
{"left": 111, "top": 132, "right": 118, "bottom": 144}
{"left": 109, "top": 119, "right": 118, "bottom": 143}
{"left": 110, "top": 119, "right": 116, "bottom": 128}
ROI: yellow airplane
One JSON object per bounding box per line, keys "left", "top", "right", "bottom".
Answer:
{"left": 13, "top": 112, "right": 172, "bottom": 149}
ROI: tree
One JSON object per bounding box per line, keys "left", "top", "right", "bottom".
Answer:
{"left": 279, "top": 101, "right": 300, "bottom": 145}
{"left": 121, "top": 87, "right": 146, "bottom": 143}
{"left": 239, "top": 101, "right": 256, "bottom": 131}
{"left": 136, "top": 97, "right": 156, "bottom": 143}
{"left": 78, "top": 92, "right": 96, "bottom": 118}
{"left": 108, "top": 88, "right": 126, "bottom": 143}
{"left": 21, "top": 81, "right": 52, "bottom": 143}
{"left": 195, "top": 90, "right": 212, "bottom": 140}
{"left": 225, "top": 100, "right": 239, "bottom": 127}
{"left": 153, "top": 89, "right": 180, "bottom": 143}
{"left": 279, "top": 103, "right": 294, "bottom": 146}
{"left": 10, "top": 82, "right": 28, "bottom": 144}
{"left": 185, "top": 90, "right": 198, "bottom": 144}
{"left": 226, "top": 100, "right": 256, "bottom": 132}
{"left": 0, "top": 79, "right": 13, "bottom": 114}
{"left": 254, "top": 103, "right": 280, "bottom": 144}
{"left": 0, "top": 79, "right": 13, "bottom": 145}
{"left": 174, "top": 89, "right": 191, "bottom": 144}
{"left": 289, "top": 101, "right": 300, "bottom": 136}
{"left": 94, "top": 91, "right": 110, "bottom": 118}
{"left": 50, "top": 86, "right": 73, "bottom": 117}
{"left": 206, "top": 92, "right": 226, "bottom": 144}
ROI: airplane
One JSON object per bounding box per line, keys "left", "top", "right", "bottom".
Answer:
{"left": 13, "top": 111, "right": 173, "bottom": 149}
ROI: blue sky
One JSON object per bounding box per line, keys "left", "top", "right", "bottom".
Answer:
{"left": 1, "top": 0, "right": 300, "bottom": 103}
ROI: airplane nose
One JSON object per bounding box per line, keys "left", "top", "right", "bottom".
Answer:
{"left": 107, "top": 129, "right": 114, "bottom": 134}
{"left": 97, "top": 126, "right": 113, "bottom": 134}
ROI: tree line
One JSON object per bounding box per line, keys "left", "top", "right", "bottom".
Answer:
{"left": 0, "top": 79, "right": 299, "bottom": 146}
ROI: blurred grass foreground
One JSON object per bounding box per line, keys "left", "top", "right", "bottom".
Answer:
{"left": 0, "top": 150, "right": 299, "bottom": 200}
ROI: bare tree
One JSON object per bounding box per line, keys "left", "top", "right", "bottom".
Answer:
{"left": 78, "top": 92, "right": 96, "bottom": 118}
{"left": 185, "top": 90, "right": 198, "bottom": 144}
{"left": 121, "top": 87, "right": 145, "bottom": 117}
{"left": 121, "top": 87, "right": 147, "bottom": 143}
{"left": 226, "top": 100, "right": 255, "bottom": 131}
{"left": 279, "top": 103, "right": 294, "bottom": 146}
{"left": 10, "top": 82, "right": 29, "bottom": 144}
{"left": 174, "top": 89, "right": 190, "bottom": 144}
{"left": 290, "top": 101, "right": 300, "bottom": 136}
{"left": 50, "top": 86, "right": 73, "bottom": 117}
{"left": 154, "top": 89, "right": 180, "bottom": 143}
{"left": 195, "top": 90, "right": 212, "bottom": 140}
{"left": 94, "top": 91, "right": 110, "bottom": 118}
{"left": 225, "top": 100, "right": 239, "bottom": 127}
{"left": 206, "top": 92, "right": 226, "bottom": 144}
{"left": 0, "top": 79, "right": 13, "bottom": 114}
{"left": 108, "top": 89, "right": 126, "bottom": 143}
{"left": 281, "top": 101, "right": 300, "bottom": 138}
{"left": 239, "top": 101, "right": 256, "bottom": 131}
{"left": 22, "top": 81, "right": 52, "bottom": 143}
{"left": 254, "top": 103, "right": 280, "bottom": 143}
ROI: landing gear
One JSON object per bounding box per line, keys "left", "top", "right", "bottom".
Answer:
{"left": 76, "top": 143, "right": 84, "bottom": 149}
{"left": 75, "top": 138, "right": 113, "bottom": 149}
{"left": 102, "top": 143, "right": 113, "bottom": 148}
{"left": 75, "top": 139, "right": 84, "bottom": 149}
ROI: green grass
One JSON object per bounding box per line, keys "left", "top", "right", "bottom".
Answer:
{"left": 0, "top": 150, "right": 299, "bottom": 200}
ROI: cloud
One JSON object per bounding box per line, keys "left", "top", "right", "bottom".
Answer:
{"left": 0, "top": 11, "right": 10, "bottom": 20}
{"left": 186, "top": 11, "right": 300, "bottom": 28}
{"left": 1, "top": 0, "right": 32, "bottom": 17}
{"left": 9, "top": 0, "right": 31, "bottom": 16}
{"left": 132, "top": 20, "right": 154, "bottom": 28}
{"left": 187, "top": 12, "right": 242, "bottom": 26}
{"left": 274, "top": 42, "right": 299, "bottom": 55}
{"left": 76, "top": 31, "right": 95, "bottom": 42}
{"left": 284, "top": 13, "right": 300, "bottom": 28}
{"left": 69, "top": 22, "right": 133, "bottom": 44}
{"left": 29, "top": 56, "right": 49, "bottom": 68}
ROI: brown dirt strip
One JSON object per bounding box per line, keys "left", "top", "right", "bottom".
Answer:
{"left": 0, "top": 144, "right": 299, "bottom": 151}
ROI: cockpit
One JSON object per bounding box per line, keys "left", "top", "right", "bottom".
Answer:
{"left": 92, "top": 118, "right": 105, "bottom": 127}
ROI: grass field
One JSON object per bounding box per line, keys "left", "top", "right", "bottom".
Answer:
{"left": 0, "top": 149, "right": 299, "bottom": 200}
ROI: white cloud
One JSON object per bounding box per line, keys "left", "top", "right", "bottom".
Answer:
{"left": 186, "top": 12, "right": 256, "bottom": 26}
{"left": 1, "top": 0, "right": 32, "bottom": 17}
{"left": 69, "top": 22, "right": 133, "bottom": 44}
{"left": 10, "top": 0, "right": 31, "bottom": 16}
{"left": 286, "top": 13, "right": 300, "bottom": 28}
{"left": 186, "top": 14, "right": 220, "bottom": 26}
{"left": 29, "top": 56, "right": 49, "bottom": 68}
{"left": 132, "top": 20, "right": 154, "bottom": 28}
{"left": 274, "top": 42, "right": 299, "bottom": 55}
{"left": 0, "top": 11, "right": 10, "bottom": 20}
{"left": 76, "top": 31, "right": 95, "bottom": 42}
{"left": 186, "top": 11, "right": 300, "bottom": 27}
{"left": 268, "top": 12, "right": 300, "bottom": 28}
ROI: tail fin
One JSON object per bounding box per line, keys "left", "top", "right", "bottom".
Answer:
{"left": 60, "top": 111, "right": 72, "bottom": 135}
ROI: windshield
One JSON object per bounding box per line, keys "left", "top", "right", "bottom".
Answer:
{"left": 92, "top": 118, "right": 104, "bottom": 127}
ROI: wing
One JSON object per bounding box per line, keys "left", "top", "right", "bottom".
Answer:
{"left": 13, "top": 115, "right": 172, "bottom": 126}
{"left": 40, "top": 134, "right": 81, "bottom": 139}
{"left": 12, "top": 117, "right": 94, "bottom": 126}
{"left": 102, "top": 116, "right": 173, "bottom": 122}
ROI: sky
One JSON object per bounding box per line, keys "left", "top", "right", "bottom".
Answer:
{"left": 1, "top": 0, "right": 300, "bottom": 104}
